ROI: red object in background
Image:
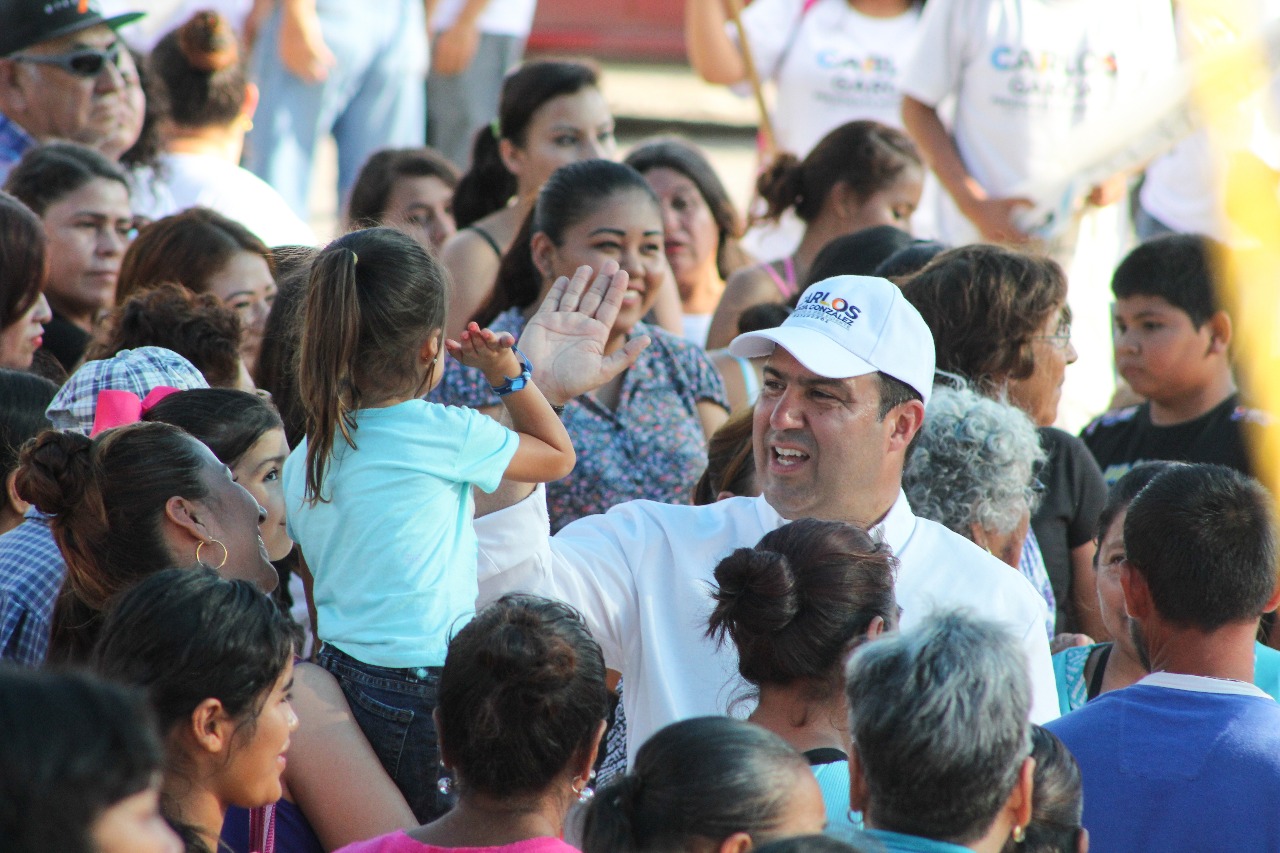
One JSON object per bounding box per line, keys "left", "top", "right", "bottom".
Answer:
{"left": 528, "top": 0, "right": 687, "bottom": 61}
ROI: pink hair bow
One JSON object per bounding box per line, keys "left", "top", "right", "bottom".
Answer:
{"left": 90, "top": 386, "right": 181, "bottom": 437}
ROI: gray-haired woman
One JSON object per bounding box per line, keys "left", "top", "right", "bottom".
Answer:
{"left": 846, "top": 612, "right": 1036, "bottom": 853}
{"left": 903, "top": 385, "right": 1050, "bottom": 636}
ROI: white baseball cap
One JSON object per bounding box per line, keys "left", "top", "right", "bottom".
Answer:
{"left": 729, "top": 275, "right": 936, "bottom": 405}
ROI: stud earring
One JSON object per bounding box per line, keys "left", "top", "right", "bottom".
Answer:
{"left": 572, "top": 769, "right": 596, "bottom": 804}
{"left": 437, "top": 764, "right": 453, "bottom": 796}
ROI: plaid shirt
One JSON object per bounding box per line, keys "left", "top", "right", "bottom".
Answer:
{"left": 0, "top": 511, "right": 65, "bottom": 667}
{"left": 0, "top": 112, "right": 35, "bottom": 185}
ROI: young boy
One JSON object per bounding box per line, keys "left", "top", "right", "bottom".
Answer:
{"left": 1082, "top": 233, "right": 1266, "bottom": 484}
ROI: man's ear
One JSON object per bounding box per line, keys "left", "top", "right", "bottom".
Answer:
{"left": 717, "top": 832, "right": 754, "bottom": 853}
{"left": 1205, "top": 310, "right": 1232, "bottom": 354}
{"left": 886, "top": 399, "right": 925, "bottom": 453}
{"left": 0, "top": 59, "right": 31, "bottom": 115}
{"left": 4, "top": 469, "right": 30, "bottom": 518}
{"left": 1120, "top": 559, "right": 1153, "bottom": 621}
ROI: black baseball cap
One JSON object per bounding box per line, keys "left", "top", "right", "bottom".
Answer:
{"left": 0, "top": 0, "right": 145, "bottom": 58}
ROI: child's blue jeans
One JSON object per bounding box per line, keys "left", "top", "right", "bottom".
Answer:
{"left": 316, "top": 643, "right": 446, "bottom": 822}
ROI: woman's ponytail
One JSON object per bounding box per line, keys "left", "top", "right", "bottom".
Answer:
{"left": 453, "top": 127, "right": 517, "bottom": 228}
{"left": 581, "top": 775, "right": 645, "bottom": 853}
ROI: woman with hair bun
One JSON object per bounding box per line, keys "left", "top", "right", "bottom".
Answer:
{"left": 704, "top": 120, "right": 923, "bottom": 349}
{"left": 706, "top": 518, "right": 899, "bottom": 834}
{"left": 580, "top": 716, "right": 827, "bottom": 853}
{"left": 93, "top": 567, "right": 298, "bottom": 853}
{"left": 440, "top": 60, "right": 615, "bottom": 342}
{"left": 338, "top": 594, "right": 609, "bottom": 852}
{"left": 149, "top": 11, "right": 315, "bottom": 247}
{"left": 15, "top": 421, "right": 278, "bottom": 664}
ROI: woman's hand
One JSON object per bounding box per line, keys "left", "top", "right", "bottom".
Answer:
{"left": 519, "top": 263, "right": 651, "bottom": 405}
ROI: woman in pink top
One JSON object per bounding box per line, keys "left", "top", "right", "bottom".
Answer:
{"left": 338, "top": 595, "right": 609, "bottom": 853}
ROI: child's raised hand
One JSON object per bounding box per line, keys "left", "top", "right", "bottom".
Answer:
{"left": 445, "top": 322, "right": 522, "bottom": 381}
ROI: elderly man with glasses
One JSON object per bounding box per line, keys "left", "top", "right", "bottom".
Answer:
{"left": 0, "top": 0, "right": 144, "bottom": 182}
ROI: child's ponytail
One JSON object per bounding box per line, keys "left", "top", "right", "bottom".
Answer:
{"left": 296, "top": 228, "right": 450, "bottom": 504}
{"left": 299, "top": 246, "right": 362, "bottom": 503}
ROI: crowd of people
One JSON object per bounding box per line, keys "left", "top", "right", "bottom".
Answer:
{"left": 2, "top": 0, "right": 1279, "bottom": 852}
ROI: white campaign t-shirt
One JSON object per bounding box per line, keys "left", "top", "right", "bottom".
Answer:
{"left": 430, "top": 0, "right": 537, "bottom": 37}
{"left": 160, "top": 153, "right": 316, "bottom": 247}
{"left": 901, "top": 0, "right": 1178, "bottom": 247}
{"left": 734, "top": 0, "right": 922, "bottom": 156}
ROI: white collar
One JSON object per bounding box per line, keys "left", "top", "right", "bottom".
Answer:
{"left": 1137, "top": 671, "right": 1273, "bottom": 699}
{"left": 870, "top": 489, "right": 916, "bottom": 555}
{"left": 757, "top": 490, "right": 916, "bottom": 552}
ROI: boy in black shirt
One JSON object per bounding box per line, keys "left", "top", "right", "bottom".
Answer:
{"left": 1082, "top": 233, "right": 1265, "bottom": 485}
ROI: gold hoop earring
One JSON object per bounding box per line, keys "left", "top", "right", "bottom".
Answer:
{"left": 195, "top": 538, "right": 229, "bottom": 570}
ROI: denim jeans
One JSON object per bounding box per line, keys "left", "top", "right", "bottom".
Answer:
{"left": 316, "top": 643, "right": 445, "bottom": 822}
{"left": 244, "top": 0, "right": 427, "bottom": 218}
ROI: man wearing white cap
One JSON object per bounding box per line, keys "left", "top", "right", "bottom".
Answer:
{"left": 475, "top": 265, "right": 1057, "bottom": 761}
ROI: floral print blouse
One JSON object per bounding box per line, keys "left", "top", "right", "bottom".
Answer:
{"left": 433, "top": 308, "right": 729, "bottom": 531}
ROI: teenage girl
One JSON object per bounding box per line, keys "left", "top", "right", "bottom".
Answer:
{"left": 440, "top": 60, "right": 615, "bottom": 342}
{"left": 283, "top": 226, "right": 574, "bottom": 822}
{"left": 92, "top": 568, "right": 297, "bottom": 853}
{"left": 704, "top": 120, "right": 924, "bottom": 349}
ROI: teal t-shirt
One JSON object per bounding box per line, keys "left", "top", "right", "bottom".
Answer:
{"left": 1053, "top": 641, "right": 1280, "bottom": 714}
{"left": 283, "top": 400, "right": 518, "bottom": 668}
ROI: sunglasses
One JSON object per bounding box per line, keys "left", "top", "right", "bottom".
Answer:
{"left": 11, "top": 41, "right": 124, "bottom": 79}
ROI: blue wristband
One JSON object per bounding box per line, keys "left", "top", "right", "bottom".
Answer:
{"left": 490, "top": 347, "right": 533, "bottom": 396}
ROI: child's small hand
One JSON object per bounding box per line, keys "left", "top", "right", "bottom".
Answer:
{"left": 445, "top": 322, "right": 522, "bottom": 382}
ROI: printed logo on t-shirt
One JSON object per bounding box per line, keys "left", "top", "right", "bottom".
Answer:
{"left": 796, "top": 289, "right": 862, "bottom": 328}
{"left": 987, "top": 45, "right": 1118, "bottom": 110}
{"left": 814, "top": 51, "right": 899, "bottom": 102}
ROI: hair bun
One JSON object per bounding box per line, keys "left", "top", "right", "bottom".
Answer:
{"left": 708, "top": 546, "right": 801, "bottom": 641}
{"left": 14, "top": 430, "right": 96, "bottom": 518}
{"left": 755, "top": 152, "right": 804, "bottom": 222}
{"left": 176, "top": 11, "right": 239, "bottom": 74}
{"left": 481, "top": 613, "right": 578, "bottom": 692}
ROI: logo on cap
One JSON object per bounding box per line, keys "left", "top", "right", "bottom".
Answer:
{"left": 796, "top": 289, "right": 862, "bottom": 327}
